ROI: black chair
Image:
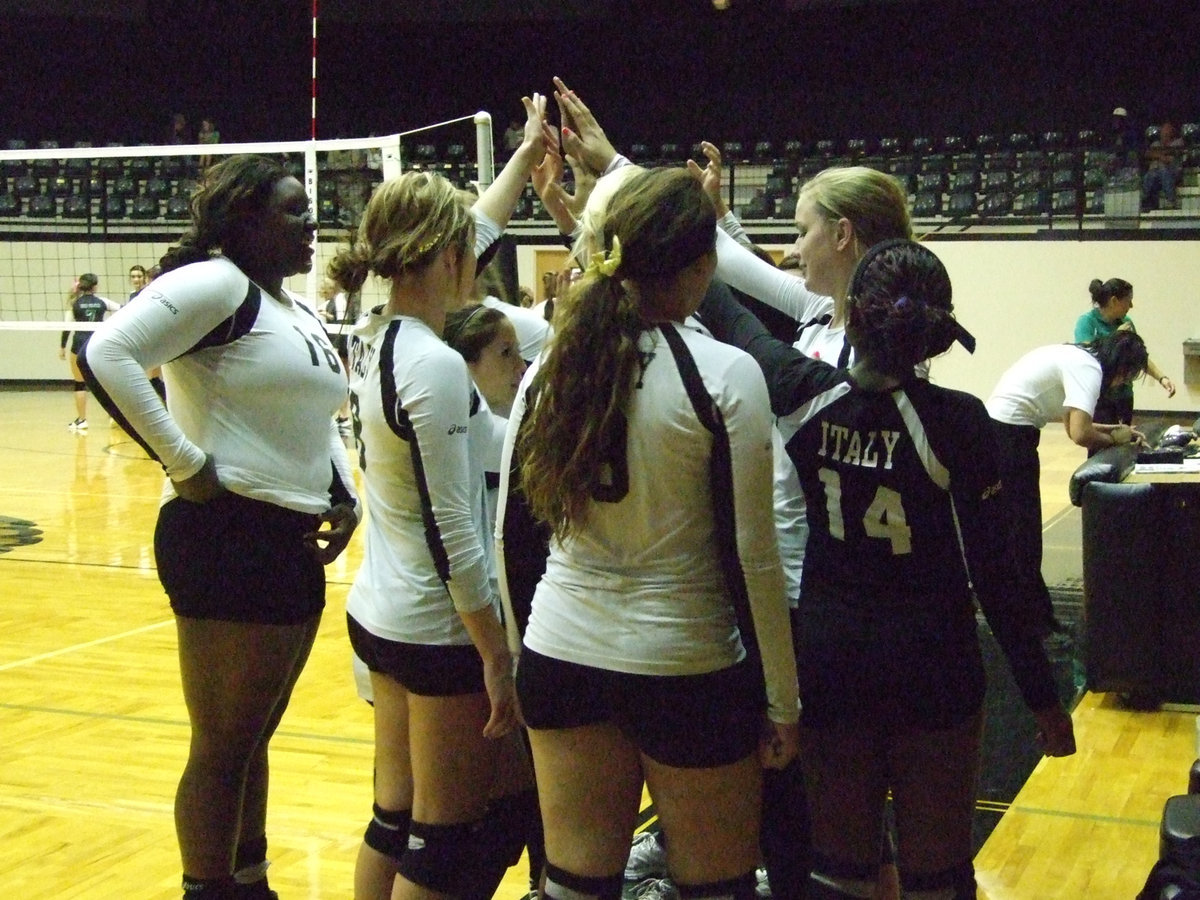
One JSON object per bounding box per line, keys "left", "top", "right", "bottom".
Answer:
{"left": 131, "top": 196, "right": 160, "bottom": 219}
{"left": 980, "top": 191, "right": 1013, "bottom": 216}
{"left": 127, "top": 157, "right": 153, "bottom": 178}
{"left": 878, "top": 137, "right": 903, "bottom": 156}
{"left": 912, "top": 191, "right": 941, "bottom": 217}
{"left": 1040, "top": 131, "right": 1066, "bottom": 151}
{"left": 62, "top": 195, "right": 90, "bottom": 219}
{"left": 984, "top": 150, "right": 1015, "bottom": 171}
{"left": 1051, "top": 189, "right": 1080, "bottom": 215}
{"left": 948, "top": 170, "right": 980, "bottom": 193}
{"left": 26, "top": 194, "right": 54, "bottom": 217}
{"left": 1086, "top": 188, "right": 1105, "bottom": 214}
{"left": 1015, "top": 150, "right": 1045, "bottom": 170}
{"left": 1084, "top": 149, "right": 1117, "bottom": 171}
{"left": 48, "top": 175, "right": 71, "bottom": 196}
{"left": 412, "top": 143, "right": 437, "bottom": 162}
{"left": 1076, "top": 129, "right": 1101, "bottom": 148}
{"left": 942, "top": 135, "right": 968, "bottom": 154}
{"left": 111, "top": 175, "right": 136, "bottom": 197}
{"left": 1051, "top": 168, "right": 1076, "bottom": 191}
{"left": 983, "top": 170, "right": 1012, "bottom": 192}
{"left": 916, "top": 171, "right": 947, "bottom": 194}
{"left": 814, "top": 139, "right": 839, "bottom": 157}
{"left": 1181, "top": 123, "right": 1199, "bottom": 145}
{"left": 1145, "top": 125, "right": 1162, "bottom": 145}
{"left": 1007, "top": 132, "right": 1033, "bottom": 151}
{"left": 782, "top": 139, "right": 808, "bottom": 160}
{"left": 97, "top": 155, "right": 123, "bottom": 178}
{"left": 974, "top": 133, "right": 1000, "bottom": 154}
{"left": 1050, "top": 150, "right": 1079, "bottom": 170}
{"left": 910, "top": 136, "right": 934, "bottom": 155}
{"left": 627, "top": 143, "right": 650, "bottom": 161}
{"left": 160, "top": 155, "right": 189, "bottom": 178}
{"left": 946, "top": 190, "right": 976, "bottom": 217}
{"left": 721, "top": 141, "right": 745, "bottom": 161}
{"left": 0, "top": 192, "right": 18, "bottom": 216}
{"left": 64, "top": 157, "right": 90, "bottom": 179}
{"left": 444, "top": 143, "right": 466, "bottom": 162}
{"left": 920, "top": 153, "right": 949, "bottom": 173}
{"left": 752, "top": 140, "right": 775, "bottom": 161}
{"left": 103, "top": 195, "right": 127, "bottom": 219}
{"left": 950, "top": 152, "right": 981, "bottom": 173}
{"left": 887, "top": 156, "right": 915, "bottom": 177}
{"left": 166, "top": 195, "right": 190, "bottom": 219}
{"left": 1083, "top": 166, "right": 1106, "bottom": 190}
{"left": 845, "top": 138, "right": 870, "bottom": 158}
{"left": 1017, "top": 190, "right": 1048, "bottom": 215}
{"left": 1012, "top": 169, "right": 1045, "bottom": 192}
{"left": 12, "top": 174, "right": 37, "bottom": 196}
{"left": 317, "top": 196, "right": 339, "bottom": 225}
{"left": 144, "top": 177, "right": 170, "bottom": 199}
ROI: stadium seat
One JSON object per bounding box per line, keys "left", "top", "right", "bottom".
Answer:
{"left": 1083, "top": 167, "right": 1106, "bottom": 189}
{"left": 0, "top": 192, "right": 18, "bottom": 216}
{"left": 166, "top": 195, "right": 190, "bottom": 219}
{"left": 886, "top": 156, "right": 915, "bottom": 177}
{"left": 1076, "top": 129, "right": 1101, "bottom": 148}
{"left": 775, "top": 195, "right": 797, "bottom": 219}
{"left": 951, "top": 152, "right": 981, "bottom": 173}
{"left": 948, "top": 170, "right": 980, "bottom": 193}
{"left": 627, "top": 143, "right": 650, "bottom": 160}
{"left": 942, "top": 135, "right": 968, "bottom": 153}
{"left": 144, "top": 177, "right": 170, "bottom": 199}
{"left": 1017, "top": 190, "right": 1049, "bottom": 215}
{"left": 444, "top": 143, "right": 466, "bottom": 162}
{"left": 26, "top": 195, "right": 54, "bottom": 217}
{"left": 1051, "top": 190, "right": 1080, "bottom": 215}
{"left": 111, "top": 176, "right": 136, "bottom": 197}
{"left": 946, "top": 191, "right": 976, "bottom": 217}
{"left": 764, "top": 173, "right": 791, "bottom": 200}
{"left": 974, "top": 133, "right": 1000, "bottom": 154}
{"left": 815, "top": 139, "right": 839, "bottom": 157}
{"left": 1144, "top": 125, "right": 1161, "bottom": 145}
{"left": 159, "top": 156, "right": 188, "bottom": 178}
{"left": 984, "top": 150, "right": 1015, "bottom": 171}
{"left": 64, "top": 157, "right": 90, "bottom": 179}
{"left": 878, "top": 137, "right": 903, "bottom": 156}
{"left": 318, "top": 196, "right": 339, "bottom": 225}
{"left": 845, "top": 138, "right": 870, "bottom": 158}
{"left": 1181, "top": 123, "right": 1199, "bottom": 144}
{"left": 13, "top": 175, "right": 37, "bottom": 196}
{"left": 721, "top": 141, "right": 745, "bottom": 161}
{"left": 62, "top": 196, "right": 89, "bottom": 219}
{"left": 102, "top": 196, "right": 127, "bottom": 219}
{"left": 981, "top": 191, "right": 1013, "bottom": 216}
{"left": 659, "top": 142, "right": 684, "bottom": 161}
{"left": 983, "top": 170, "right": 1012, "bottom": 191}
{"left": 48, "top": 175, "right": 71, "bottom": 196}
{"left": 1051, "top": 168, "right": 1076, "bottom": 190}
{"left": 910, "top": 136, "right": 934, "bottom": 155}
{"left": 1040, "top": 131, "right": 1066, "bottom": 150}
{"left": 1015, "top": 150, "right": 1045, "bottom": 170}
{"left": 782, "top": 139, "right": 808, "bottom": 160}
{"left": 127, "top": 157, "right": 153, "bottom": 178}
{"left": 916, "top": 171, "right": 947, "bottom": 194}
{"left": 912, "top": 191, "right": 941, "bottom": 217}
{"left": 1086, "top": 188, "right": 1105, "bottom": 214}
{"left": 1007, "top": 132, "right": 1033, "bottom": 151}
{"left": 1013, "top": 169, "right": 1045, "bottom": 191}
{"left": 131, "top": 196, "right": 159, "bottom": 219}
{"left": 742, "top": 194, "right": 773, "bottom": 219}
{"left": 752, "top": 141, "right": 775, "bottom": 161}
{"left": 920, "top": 153, "right": 949, "bottom": 173}
{"left": 1050, "top": 150, "right": 1078, "bottom": 170}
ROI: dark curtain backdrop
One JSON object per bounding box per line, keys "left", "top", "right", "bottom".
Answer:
{"left": 1, "top": 0, "right": 1197, "bottom": 148}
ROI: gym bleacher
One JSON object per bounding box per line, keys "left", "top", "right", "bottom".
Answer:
{"left": 1, "top": 124, "right": 1197, "bottom": 232}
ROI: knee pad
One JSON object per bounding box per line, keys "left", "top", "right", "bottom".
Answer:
{"left": 397, "top": 819, "right": 476, "bottom": 895}
{"left": 808, "top": 853, "right": 876, "bottom": 899}
{"left": 73, "top": 380, "right": 86, "bottom": 392}
{"left": 363, "top": 803, "right": 412, "bottom": 861}
{"left": 543, "top": 861, "right": 623, "bottom": 900}
{"left": 483, "top": 789, "right": 539, "bottom": 867}
{"left": 677, "top": 870, "right": 757, "bottom": 900}
{"left": 901, "top": 860, "right": 976, "bottom": 900}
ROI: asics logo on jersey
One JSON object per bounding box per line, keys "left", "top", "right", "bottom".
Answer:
{"left": 152, "top": 292, "right": 178, "bottom": 314}
{"left": 447, "top": 425, "right": 467, "bottom": 435}
{"left": 817, "top": 422, "right": 902, "bottom": 470}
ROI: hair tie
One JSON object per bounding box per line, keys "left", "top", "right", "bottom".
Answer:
{"left": 586, "top": 235, "right": 622, "bottom": 278}
{"left": 415, "top": 232, "right": 443, "bottom": 257}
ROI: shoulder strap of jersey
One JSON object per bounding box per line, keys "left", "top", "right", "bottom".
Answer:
{"left": 659, "top": 324, "right": 765, "bottom": 708}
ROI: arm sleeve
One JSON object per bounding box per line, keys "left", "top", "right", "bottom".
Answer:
{"left": 945, "top": 400, "right": 1059, "bottom": 712}
{"left": 473, "top": 208, "right": 503, "bottom": 272}
{"left": 1072, "top": 312, "right": 1097, "bottom": 344}
{"left": 723, "top": 354, "right": 800, "bottom": 724}
{"left": 81, "top": 263, "right": 249, "bottom": 481}
{"left": 714, "top": 226, "right": 831, "bottom": 322}
{"left": 698, "top": 279, "right": 845, "bottom": 418}
{"left": 405, "top": 348, "right": 495, "bottom": 615}
{"left": 327, "top": 419, "right": 360, "bottom": 517}
{"left": 717, "top": 209, "right": 755, "bottom": 249}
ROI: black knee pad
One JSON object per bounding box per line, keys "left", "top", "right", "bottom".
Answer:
{"left": 901, "top": 859, "right": 976, "bottom": 900}
{"left": 363, "top": 803, "right": 412, "bottom": 861}
{"left": 397, "top": 819, "right": 477, "bottom": 895}
{"left": 543, "top": 861, "right": 623, "bottom": 900}
{"left": 677, "top": 870, "right": 757, "bottom": 900}
{"left": 73, "top": 380, "right": 87, "bottom": 392}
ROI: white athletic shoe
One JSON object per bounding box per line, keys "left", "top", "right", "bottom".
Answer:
{"left": 625, "top": 830, "right": 669, "bottom": 881}
{"left": 755, "top": 867, "right": 772, "bottom": 899}
{"left": 630, "top": 877, "right": 679, "bottom": 900}
{"left": 68, "top": 417, "right": 87, "bottom": 431}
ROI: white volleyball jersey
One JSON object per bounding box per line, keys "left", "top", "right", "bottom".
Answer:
{"left": 83, "top": 257, "right": 355, "bottom": 514}
{"left": 520, "top": 322, "right": 799, "bottom": 725}
{"left": 346, "top": 310, "right": 496, "bottom": 646}
{"left": 986, "top": 344, "right": 1103, "bottom": 428}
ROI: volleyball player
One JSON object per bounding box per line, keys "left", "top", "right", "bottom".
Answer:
{"left": 330, "top": 91, "right": 551, "bottom": 900}
{"left": 512, "top": 167, "right": 799, "bottom": 900}
{"left": 698, "top": 238, "right": 1076, "bottom": 900}
{"left": 80, "top": 154, "right": 360, "bottom": 900}
{"left": 59, "top": 273, "right": 119, "bottom": 430}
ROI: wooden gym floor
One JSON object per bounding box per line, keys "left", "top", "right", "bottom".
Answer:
{"left": 0, "top": 387, "right": 1192, "bottom": 899}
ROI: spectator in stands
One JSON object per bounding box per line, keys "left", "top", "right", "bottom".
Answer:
{"left": 1073, "top": 276, "right": 1175, "bottom": 429}
{"left": 197, "top": 117, "right": 220, "bottom": 172}
{"left": 60, "top": 273, "right": 120, "bottom": 431}
{"left": 1142, "top": 121, "right": 1185, "bottom": 210}
{"left": 1108, "top": 107, "right": 1141, "bottom": 168}
{"left": 168, "top": 112, "right": 189, "bottom": 145}
{"left": 503, "top": 117, "right": 525, "bottom": 156}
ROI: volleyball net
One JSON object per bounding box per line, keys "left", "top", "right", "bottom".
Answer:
{"left": 0, "top": 114, "right": 494, "bottom": 345}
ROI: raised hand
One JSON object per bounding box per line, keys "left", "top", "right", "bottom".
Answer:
{"left": 553, "top": 76, "right": 617, "bottom": 175}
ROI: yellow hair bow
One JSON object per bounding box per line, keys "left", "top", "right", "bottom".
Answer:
{"left": 586, "top": 235, "right": 622, "bottom": 278}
